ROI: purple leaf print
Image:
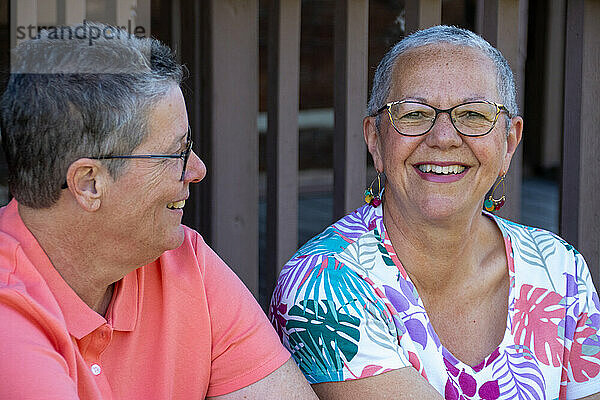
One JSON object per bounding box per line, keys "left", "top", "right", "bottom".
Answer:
{"left": 478, "top": 381, "right": 500, "bottom": 400}
{"left": 405, "top": 318, "right": 428, "bottom": 349}
{"left": 398, "top": 277, "right": 419, "bottom": 305}
{"left": 492, "top": 346, "right": 545, "bottom": 399}
{"left": 558, "top": 315, "right": 576, "bottom": 340}
{"left": 592, "top": 292, "right": 600, "bottom": 311}
{"left": 445, "top": 379, "right": 460, "bottom": 400}
{"left": 472, "top": 347, "right": 500, "bottom": 373}
{"left": 458, "top": 370, "right": 477, "bottom": 397}
{"left": 444, "top": 356, "right": 460, "bottom": 377}
{"left": 589, "top": 312, "right": 600, "bottom": 329}
{"left": 426, "top": 320, "right": 441, "bottom": 348}
{"left": 565, "top": 273, "right": 577, "bottom": 298}
{"left": 384, "top": 285, "right": 409, "bottom": 312}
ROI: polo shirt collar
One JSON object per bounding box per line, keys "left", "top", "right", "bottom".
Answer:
{"left": 1, "top": 199, "right": 140, "bottom": 339}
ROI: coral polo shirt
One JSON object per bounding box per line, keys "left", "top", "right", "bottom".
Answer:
{"left": 0, "top": 199, "right": 289, "bottom": 399}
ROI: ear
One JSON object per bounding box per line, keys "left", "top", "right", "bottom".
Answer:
{"left": 64, "top": 159, "right": 109, "bottom": 212}
{"left": 363, "top": 116, "right": 384, "bottom": 173}
{"left": 502, "top": 116, "right": 523, "bottom": 174}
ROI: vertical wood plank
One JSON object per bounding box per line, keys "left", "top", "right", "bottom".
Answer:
{"left": 64, "top": 0, "right": 85, "bottom": 25}
{"left": 405, "top": 0, "right": 442, "bottom": 34}
{"left": 541, "top": 0, "right": 565, "bottom": 170}
{"left": 478, "top": 0, "right": 526, "bottom": 223}
{"left": 116, "top": 0, "right": 135, "bottom": 28}
{"left": 577, "top": 0, "right": 599, "bottom": 289}
{"left": 333, "top": 0, "right": 368, "bottom": 220}
{"left": 210, "top": 0, "right": 259, "bottom": 295}
{"left": 178, "top": 0, "right": 209, "bottom": 241}
{"left": 560, "top": 0, "right": 583, "bottom": 249}
{"left": 265, "top": 0, "right": 300, "bottom": 294}
{"left": 11, "top": 0, "right": 37, "bottom": 48}
{"left": 37, "top": 0, "right": 57, "bottom": 25}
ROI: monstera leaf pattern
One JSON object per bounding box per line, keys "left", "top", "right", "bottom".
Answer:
{"left": 270, "top": 205, "right": 600, "bottom": 398}
{"left": 286, "top": 299, "right": 360, "bottom": 382}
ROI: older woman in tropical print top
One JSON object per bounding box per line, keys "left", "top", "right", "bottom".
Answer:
{"left": 269, "top": 26, "right": 600, "bottom": 400}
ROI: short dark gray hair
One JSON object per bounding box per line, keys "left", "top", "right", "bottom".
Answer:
{"left": 368, "top": 25, "right": 518, "bottom": 131}
{"left": 0, "top": 22, "right": 183, "bottom": 208}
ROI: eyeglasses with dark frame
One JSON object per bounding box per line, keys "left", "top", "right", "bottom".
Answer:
{"left": 61, "top": 128, "right": 193, "bottom": 189}
{"left": 372, "top": 100, "right": 510, "bottom": 137}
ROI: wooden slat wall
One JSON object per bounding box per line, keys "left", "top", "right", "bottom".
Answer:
{"left": 477, "top": 0, "right": 526, "bottom": 223}
{"left": 209, "top": 0, "right": 260, "bottom": 295}
{"left": 333, "top": 0, "right": 368, "bottom": 220}
{"left": 404, "top": 0, "right": 442, "bottom": 34}
{"left": 178, "top": 0, "right": 210, "bottom": 242}
{"left": 579, "top": 0, "right": 600, "bottom": 290}
{"left": 562, "top": 0, "right": 600, "bottom": 291}
{"left": 265, "top": 0, "right": 300, "bottom": 295}
{"left": 64, "top": 0, "right": 85, "bottom": 24}
{"left": 11, "top": 0, "right": 36, "bottom": 48}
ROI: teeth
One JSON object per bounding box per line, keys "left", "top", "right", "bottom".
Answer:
{"left": 417, "top": 164, "right": 465, "bottom": 175}
{"left": 167, "top": 200, "right": 185, "bottom": 209}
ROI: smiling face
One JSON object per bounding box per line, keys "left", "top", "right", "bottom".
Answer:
{"left": 100, "top": 85, "right": 206, "bottom": 262}
{"left": 365, "top": 44, "right": 522, "bottom": 221}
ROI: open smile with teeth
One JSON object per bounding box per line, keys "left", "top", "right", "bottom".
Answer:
{"left": 417, "top": 164, "right": 466, "bottom": 175}
{"left": 167, "top": 200, "right": 186, "bottom": 210}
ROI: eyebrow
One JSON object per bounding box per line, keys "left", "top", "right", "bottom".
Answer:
{"left": 169, "top": 129, "right": 189, "bottom": 151}
{"left": 399, "top": 95, "right": 488, "bottom": 104}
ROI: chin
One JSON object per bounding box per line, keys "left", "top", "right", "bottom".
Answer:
{"left": 418, "top": 198, "right": 465, "bottom": 220}
{"left": 163, "top": 224, "right": 186, "bottom": 251}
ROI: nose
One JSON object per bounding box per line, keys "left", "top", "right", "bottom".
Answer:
{"left": 184, "top": 150, "right": 207, "bottom": 183}
{"left": 424, "top": 111, "right": 463, "bottom": 149}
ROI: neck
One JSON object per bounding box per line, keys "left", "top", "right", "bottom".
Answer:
{"left": 18, "top": 202, "right": 130, "bottom": 315}
{"left": 382, "top": 199, "right": 498, "bottom": 295}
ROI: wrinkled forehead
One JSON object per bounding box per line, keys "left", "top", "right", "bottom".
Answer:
{"left": 389, "top": 43, "right": 499, "bottom": 103}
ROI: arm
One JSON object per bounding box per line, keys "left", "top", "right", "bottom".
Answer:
{"left": 207, "top": 358, "right": 318, "bottom": 400}
{"left": 0, "top": 298, "right": 79, "bottom": 399}
{"left": 271, "top": 251, "right": 443, "bottom": 399}
{"left": 579, "top": 394, "right": 600, "bottom": 400}
{"left": 312, "top": 366, "right": 442, "bottom": 400}
{"left": 198, "top": 235, "right": 313, "bottom": 398}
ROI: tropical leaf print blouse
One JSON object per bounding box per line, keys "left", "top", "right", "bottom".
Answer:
{"left": 269, "top": 204, "right": 600, "bottom": 399}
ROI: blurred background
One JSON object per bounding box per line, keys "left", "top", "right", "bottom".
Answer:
{"left": 0, "top": 0, "right": 598, "bottom": 309}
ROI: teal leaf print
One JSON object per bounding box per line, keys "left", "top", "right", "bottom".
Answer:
{"left": 296, "top": 256, "right": 375, "bottom": 316}
{"left": 286, "top": 300, "right": 360, "bottom": 382}
{"left": 295, "top": 226, "right": 351, "bottom": 257}
{"left": 500, "top": 222, "right": 558, "bottom": 290}
{"left": 336, "top": 231, "right": 380, "bottom": 274}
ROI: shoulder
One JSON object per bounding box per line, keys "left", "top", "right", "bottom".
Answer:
{"left": 272, "top": 205, "right": 383, "bottom": 303}
{"left": 294, "top": 204, "right": 381, "bottom": 258}
{"left": 490, "top": 213, "right": 590, "bottom": 296}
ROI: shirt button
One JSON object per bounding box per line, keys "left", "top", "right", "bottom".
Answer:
{"left": 91, "top": 364, "right": 102, "bottom": 376}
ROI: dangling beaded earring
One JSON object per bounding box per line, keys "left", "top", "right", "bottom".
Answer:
{"left": 484, "top": 173, "right": 506, "bottom": 212}
{"left": 364, "top": 172, "right": 383, "bottom": 207}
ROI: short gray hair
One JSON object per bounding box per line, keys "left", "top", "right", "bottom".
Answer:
{"left": 1, "top": 22, "right": 183, "bottom": 208}
{"left": 368, "top": 25, "right": 518, "bottom": 131}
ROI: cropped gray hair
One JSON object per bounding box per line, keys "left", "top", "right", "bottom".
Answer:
{"left": 0, "top": 22, "right": 183, "bottom": 208}
{"left": 368, "top": 25, "right": 518, "bottom": 132}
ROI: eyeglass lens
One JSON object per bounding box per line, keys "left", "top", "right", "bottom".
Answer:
{"left": 388, "top": 102, "right": 499, "bottom": 136}
{"left": 180, "top": 130, "right": 193, "bottom": 181}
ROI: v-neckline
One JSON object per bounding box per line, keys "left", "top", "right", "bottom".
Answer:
{"left": 376, "top": 208, "right": 517, "bottom": 371}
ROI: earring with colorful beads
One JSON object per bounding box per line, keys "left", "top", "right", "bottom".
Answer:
{"left": 365, "top": 172, "right": 383, "bottom": 207}
{"left": 484, "top": 173, "right": 506, "bottom": 212}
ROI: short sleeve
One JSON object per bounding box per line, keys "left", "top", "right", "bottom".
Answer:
{"left": 564, "top": 253, "right": 600, "bottom": 399}
{"left": 270, "top": 254, "right": 411, "bottom": 384}
{"left": 197, "top": 236, "right": 290, "bottom": 397}
{"left": 0, "top": 290, "right": 79, "bottom": 400}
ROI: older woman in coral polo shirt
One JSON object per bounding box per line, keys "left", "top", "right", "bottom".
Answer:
{"left": 0, "top": 23, "right": 316, "bottom": 400}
